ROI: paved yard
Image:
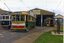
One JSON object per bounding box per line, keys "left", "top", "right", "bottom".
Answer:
{"left": 0, "top": 30, "right": 28, "bottom": 43}
{"left": 13, "top": 27, "right": 56, "bottom": 43}
{"left": 0, "top": 27, "right": 56, "bottom": 43}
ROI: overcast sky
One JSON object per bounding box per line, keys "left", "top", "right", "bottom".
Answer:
{"left": 0, "top": 0, "right": 64, "bottom": 15}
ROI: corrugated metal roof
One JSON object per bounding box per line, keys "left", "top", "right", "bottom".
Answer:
{"left": 55, "top": 14, "right": 63, "bottom": 18}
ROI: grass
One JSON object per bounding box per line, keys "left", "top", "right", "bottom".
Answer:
{"left": 34, "top": 32, "right": 63, "bottom": 43}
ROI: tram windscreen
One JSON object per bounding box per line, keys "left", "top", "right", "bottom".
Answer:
{"left": 3, "top": 16, "right": 9, "bottom": 20}
{"left": 6, "top": 16, "right": 9, "bottom": 19}
{"left": 1, "top": 21, "right": 10, "bottom": 25}
{"left": 12, "top": 15, "right": 25, "bottom": 21}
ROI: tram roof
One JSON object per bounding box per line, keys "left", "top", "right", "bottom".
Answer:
{"left": 11, "top": 11, "right": 29, "bottom": 15}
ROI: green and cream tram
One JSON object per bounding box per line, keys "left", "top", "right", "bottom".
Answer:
{"left": 11, "top": 11, "right": 36, "bottom": 31}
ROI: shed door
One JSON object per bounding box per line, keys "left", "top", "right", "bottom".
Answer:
{"left": 36, "top": 15, "right": 41, "bottom": 26}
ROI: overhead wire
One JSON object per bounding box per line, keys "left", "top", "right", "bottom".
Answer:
{"left": 0, "top": 0, "right": 11, "bottom": 11}
{"left": 54, "top": 0, "right": 62, "bottom": 14}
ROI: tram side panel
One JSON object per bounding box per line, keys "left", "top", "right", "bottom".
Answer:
{"left": 26, "top": 15, "right": 36, "bottom": 30}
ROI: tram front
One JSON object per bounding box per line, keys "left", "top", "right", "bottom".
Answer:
{"left": 0, "top": 15, "right": 11, "bottom": 29}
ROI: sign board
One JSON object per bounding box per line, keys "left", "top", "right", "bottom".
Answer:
{"left": 22, "top": 11, "right": 28, "bottom": 14}
{"left": 32, "top": 10, "right": 41, "bottom": 14}
{"left": 29, "top": 11, "right": 36, "bottom": 18}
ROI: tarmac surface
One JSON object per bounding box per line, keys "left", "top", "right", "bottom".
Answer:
{"left": 0, "top": 26, "right": 55, "bottom": 43}
{"left": 0, "top": 30, "right": 28, "bottom": 43}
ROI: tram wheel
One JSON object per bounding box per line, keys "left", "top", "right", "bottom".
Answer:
{"left": 25, "top": 29, "right": 29, "bottom": 32}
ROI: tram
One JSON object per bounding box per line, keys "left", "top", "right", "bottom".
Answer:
{"left": 0, "top": 15, "right": 11, "bottom": 29}
{"left": 11, "top": 11, "right": 36, "bottom": 31}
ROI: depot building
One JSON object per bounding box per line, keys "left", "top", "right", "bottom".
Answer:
{"left": 29, "top": 8, "right": 55, "bottom": 27}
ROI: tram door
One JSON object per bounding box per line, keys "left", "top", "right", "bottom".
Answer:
{"left": 36, "top": 15, "right": 41, "bottom": 26}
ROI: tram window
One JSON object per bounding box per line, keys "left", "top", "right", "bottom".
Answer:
{"left": 29, "top": 16, "right": 32, "bottom": 20}
{"left": 3, "top": 16, "right": 5, "bottom": 19}
{"left": 28, "top": 16, "right": 33, "bottom": 21}
{"left": 6, "top": 16, "right": 9, "bottom": 19}
{"left": 0, "top": 16, "right": 3, "bottom": 19}
{"left": 12, "top": 15, "right": 16, "bottom": 21}
{"left": 30, "top": 16, "right": 32, "bottom": 21}
{"left": 16, "top": 15, "right": 20, "bottom": 21}
{"left": 21, "top": 15, "right": 24, "bottom": 21}
{"left": 32, "top": 17, "right": 34, "bottom": 20}
{"left": 26, "top": 15, "right": 29, "bottom": 21}
{"left": 28, "top": 16, "right": 31, "bottom": 20}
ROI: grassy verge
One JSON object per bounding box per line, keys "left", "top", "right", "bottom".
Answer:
{"left": 34, "top": 32, "right": 63, "bottom": 43}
